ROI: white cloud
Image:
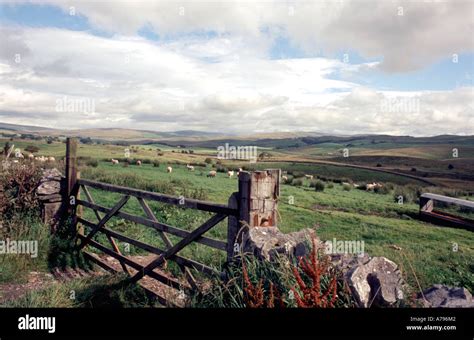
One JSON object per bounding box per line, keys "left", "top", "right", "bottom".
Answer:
{"left": 10, "top": 0, "right": 473, "bottom": 72}
{"left": 0, "top": 3, "right": 473, "bottom": 135}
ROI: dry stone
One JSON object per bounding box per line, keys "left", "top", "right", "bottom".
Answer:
{"left": 241, "top": 226, "right": 314, "bottom": 261}
{"left": 347, "top": 256, "right": 404, "bottom": 307}
{"left": 36, "top": 168, "right": 64, "bottom": 230}
{"left": 418, "top": 284, "right": 474, "bottom": 308}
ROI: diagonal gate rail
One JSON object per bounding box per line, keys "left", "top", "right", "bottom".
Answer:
{"left": 74, "top": 178, "right": 238, "bottom": 306}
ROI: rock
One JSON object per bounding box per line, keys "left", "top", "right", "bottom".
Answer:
{"left": 37, "top": 168, "right": 64, "bottom": 231}
{"left": 241, "top": 226, "right": 315, "bottom": 261}
{"left": 40, "top": 168, "right": 62, "bottom": 181}
{"left": 329, "top": 253, "right": 371, "bottom": 275}
{"left": 37, "top": 181, "right": 61, "bottom": 195}
{"left": 418, "top": 284, "right": 474, "bottom": 308}
{"left": 37, "top": 168, "right": 62, "bottom": 196}
{"left": 347, "top": 256, "right": 404, "bottom": 307}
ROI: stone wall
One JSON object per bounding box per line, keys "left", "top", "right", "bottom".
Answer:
{"left": 36, "top": 168, "right": 64, "bottom": 232}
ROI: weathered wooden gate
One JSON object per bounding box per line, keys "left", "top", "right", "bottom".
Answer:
{"left": 64, "top": 138, "right": 280, "bottom": 306}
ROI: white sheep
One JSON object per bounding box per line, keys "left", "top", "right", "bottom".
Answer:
{"left": 227, "top": 170, "right": 234, "bottom": 178}
{"left": 136, "top": 160, "right": 142, "bottom": 166}
{"left": 48, "top": 156, "right": 55, "bottom": 162}
{"left": 111, "top": 159, "right": 119, "bottom": 165}
{"left": 28, "top": 153, "right": 34, "bottom": 160}
{"left": 304, "top": 174, "right": 314, "bottom": 180}
{"left": 282, "top": 175, "right": 288, "bottom": 181}
{"left": 167, "top": 166, "right": 173, "bottom": 173}
{"left": 186, "top": 164, "right": 194, "bottom": 171}
{"left": 207, "top": 170, "right": 216, "bottom": 177}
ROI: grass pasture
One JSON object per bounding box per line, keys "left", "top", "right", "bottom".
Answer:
{"left": 79, "top": 161, "right": 474, "bottom": 292}
{"left": 2, "top": 137, "right": 474, "bottom": 304}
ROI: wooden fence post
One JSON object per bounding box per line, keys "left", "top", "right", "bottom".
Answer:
{"left": 227, "top": 169, "right": 281, "bottom": 260}
{"left": 65, "top": 138, "right": 81, "bottom": 234}
{"left": 66, "top": 137, "right": 78, "bottom": 198}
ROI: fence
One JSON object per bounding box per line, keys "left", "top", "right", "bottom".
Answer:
{"left": 420, "top": 193, "right": 474, "bottom": 231}
{"left": 63, "top": 138, "right": 280, "bottom": 305}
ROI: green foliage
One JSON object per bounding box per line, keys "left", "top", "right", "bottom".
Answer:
{"left": 313, "top": 180, "right": 325, "bottom": 192}
{"left": 291, "top": 178, "right": 303, "bottom": 186}
{"left": 0, "top": 213, "right": 51, "bottom": 284}
{"left": 86, "top": 159, "right": 99, "bottom": 167}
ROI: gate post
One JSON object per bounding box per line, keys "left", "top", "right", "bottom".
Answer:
{"left": 65, "top": 137, "right": 78, "bottom": 199}
{"left": 227, "top": 169, "right": 281, "bottom": 261}
{"left": 65, "top": 138, "right": 81, "bottom": 234}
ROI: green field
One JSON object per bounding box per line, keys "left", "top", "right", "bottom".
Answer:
{"left": 78, "top": 161, "right": 474, "bottom": 293}
{"left": 2, "top": 137, "right": 474, "bottom": 296}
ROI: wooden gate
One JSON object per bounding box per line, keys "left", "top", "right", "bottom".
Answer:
{"left": 64, "top": 138, "right": 280, "bottom": 306}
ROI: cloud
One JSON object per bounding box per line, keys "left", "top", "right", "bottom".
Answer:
{"left": 9, "top": 0, "right": 473, "bottom": 72}
{"left": 0, "top": 13, "right": 472, "bottom": 136}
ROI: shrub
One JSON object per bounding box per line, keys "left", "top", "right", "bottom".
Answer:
{"left": 86, "top": 159, "right": 99, "bottom": 167}
{"left": 393, "top": 185, "right": 419, "bottom": 204}
{"left": 152, "top": 160, "right": 160, "bottom": 167}
{"left": 327, "top": 183, "right": 334, "bottom": 189}
{"left": 292, "top": 178, "right": 303, "bottom": 186}
{"left": 292, "top": 171, "right": 305, "bottom": 178}
{"left": 190, "top": 238, "right": 355, "bottom": 308}
{"left": 313, "top": 181, "right": 325, "bottom": 192}
{"left": 204, "top": 158, "right": 213, "bottom": 164}
{"left": 0, "top": 162, "right": 42, "bottom": 222}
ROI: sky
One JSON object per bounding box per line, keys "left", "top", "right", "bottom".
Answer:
{"left": 0, "top": 0, "right": 473, "bottom": 136}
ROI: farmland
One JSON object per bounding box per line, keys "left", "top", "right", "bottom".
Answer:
{"left": 1, "top": 132, "right": 474, "bottom": 299}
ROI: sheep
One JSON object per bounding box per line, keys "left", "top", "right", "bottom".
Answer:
{"left": 136, "top": 160, "right": 142, "bottom": 166}
{"left": 16, "top": 153, "right": 24, "bottom": 159}
{"left": 186, "top": 164, "right": 194, "bottom": 171}
{"left": 236, "top": 168, "right": 243, "bottom": 176}
{"left": 365, "top": 182, "right": 376, "bottom": 190}
{"left": 227, "top": 170, "right": 234, "bottom": 178}
{"left": 282, "top": 175, "right": 288, "bottom": 181}
{"left": 111, "top": 159, "right": 119, "bottom": 165}
{"left": 167, "top": 166, "right": 173, "bottom": 173}
{"left": 304, "top": 174, "right": 314, "bottom": 180}
{"left": 28, "top": 153, "right": 34, "bottom": 160}
{"left": 207, "top": 170, "right": 217, "bottom": 178}
{"left": 366, "top": 182, "right": 383, "bottom": 191}
{"left": 48, "top": 156, "right": 55, "bottom": 162}
{"left": 34, "top": 156, "right": 46, "bottom": 162}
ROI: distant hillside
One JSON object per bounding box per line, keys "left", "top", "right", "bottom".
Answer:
{"left": 1, "top": 122, "right": 473, "bottom": 147}
{"left": 0, "top": 122, "right": 57, "bottom": 133}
